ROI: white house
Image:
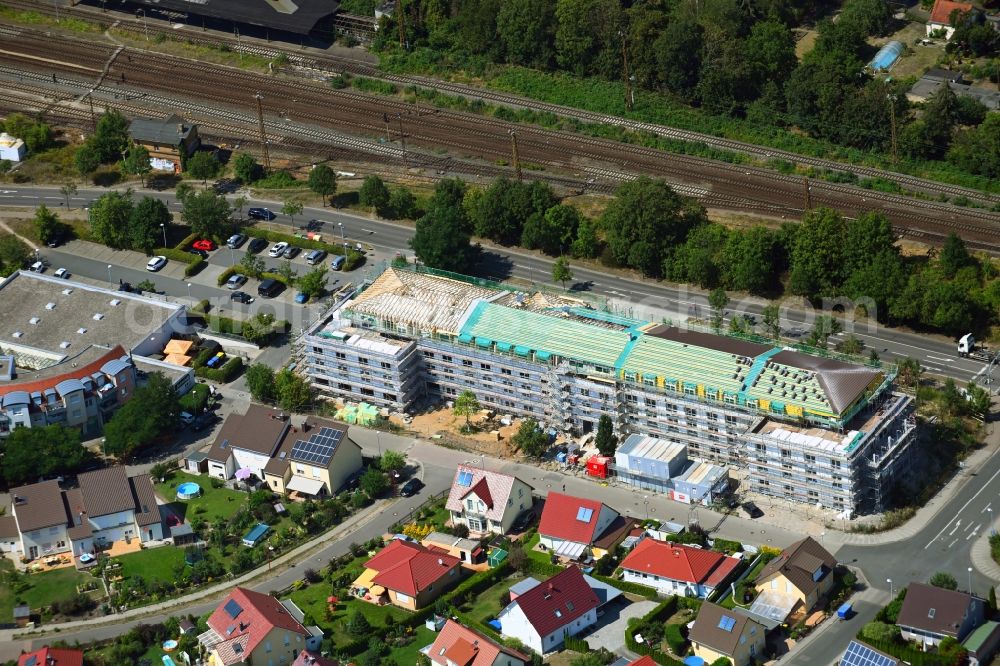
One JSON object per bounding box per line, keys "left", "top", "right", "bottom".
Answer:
{"left": 207, "top": 405, "right": 291, "bottom": 481}
{"left": 926, "top": 0, "right": 973, "bottom": 38}
{"left": 537, "top": 491, "right": 621, "bottom": 559}
{"left": 619, "top": 538, "right": 741, "bottom": 598}
{"left": 424, "top": 619, "right": 528, "bottom": 666}
{"left": 445, "top": 465, "right": 533, "bottom": 535}
{"left": 497, "top": 567, "right": 600, "bottom": 654}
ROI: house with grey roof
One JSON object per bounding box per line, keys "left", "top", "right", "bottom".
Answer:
{"left": 128, "top": 114, "right": 200, "bottom": 173}
{"left": 9, "top": 467, "right": 163, "bottom": 563}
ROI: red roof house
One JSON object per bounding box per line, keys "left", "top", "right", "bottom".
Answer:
{"left": 445, "top": 465, "right": 534, "bottom": 535}
{"left": 497, "top": 566, "right": 601, "bottom": 654}
{"left": 927, "top": 0, "right": 973, "bottom": 38}
{"left": 620, "top": 538, "right": 741, "bottom": 598}
{"left": 426, "top": 619, "right": 529, "bottom": 666}
{"left": 292, "top": 650, "right": 339, "bottom": 666}
{"left": 18, "top": 647, "right": 83, "bottom": 666}
{"left": 538, "top": 491, "right": 621, "bottom": 558}
{"left": 355, "top": 539, "right": 464, "bottom": 610}
{"left": 204, "top": 587, "right": 318, "bottom": 666}
{"left": 628, "top": 658, "right": 659, "bottom": 666}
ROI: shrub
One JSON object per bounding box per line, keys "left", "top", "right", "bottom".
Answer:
{"left": 665, "top": 623, "right": 686, "bottom": 655}
{"left": 194, "top": 356, "right": 243, "bottom": 382}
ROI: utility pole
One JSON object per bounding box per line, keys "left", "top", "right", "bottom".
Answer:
{"left": 397, "top": 0, "right": 406, "bottom": 50}
{"left": 255, "top": 92, "right": 271, "bottom": 173}
{"left": 887, "top": 93, "right": 898, "bottom": 164}
{"left": 383, "top": 112, "right": 391, "bottom": 143}
{"left": 803, "top": 176, "right": 812, "bottom": 210}
{"left": 87, "top": 90, "right": 96, "bottom": 131}
{"left": 621, "top": 29, "right": 633, "bottom": 112}
{"left": 396, "top": 113, "right": 407, "bottom": 167}
{"left": 509, "top": 129, "right": 522, "bottom": 182}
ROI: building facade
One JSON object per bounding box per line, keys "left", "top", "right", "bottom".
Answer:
{"left": 300, "top": 266, "right": 918, "bottom": 514}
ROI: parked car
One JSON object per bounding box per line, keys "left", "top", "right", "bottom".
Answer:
{"left": 191, "top": 412, "right": 218, "bottom": 432}
{"left": 741, "top": 501, "right": 764, "bottom": 519}
{"left": 248, "top": 207, "right": 275, "bottom": 221}
{"left": 53, "top": 267, "right": 70, "bottom": 279}
{"left": 146, "top": 256, "right": 167, "bottom": 272}
{"left": 258, "top": 278, "right": 282, "bottom": 298}
{"left": 248, "top": 237, "right": 268, "bottom": 254}
{"left": 187, "top": 248, "right": 208, "bottom": 259}
{"left": 294, "top": 292, "right": 309, "bottom": 304}
{"left": 282, "top": 245, "right": 300, "bottom": 259}
{"left": 306, "top": 249, "right": 327, "bottom": 265}
{"left": 511, "top": 508, "right": 536, "bottom": 533}
{"left": 399, "top": 478, "right": 423, "bottom": 497}
{"left": 330, "top": 255, "right": 346, "bottom": 271}
{"left": 179, "top": 411, "right": 195, "bottom": 426}
{"left": 230, "top": 290, "right": 253, "bottom": 304}
{"left": 29, "top": 261, "right": 45, "bottom": 273}
{"left": 268, "top": 242, "right": 289, "bottom": 257}
{"left": 225, "top": 273, "right": 248, "bottom": 290}
{"left": 226, "top": 233, "right": 247, "bottom": 249}
{"left": 192, "top": 239, "right": 216, "bottom": 252}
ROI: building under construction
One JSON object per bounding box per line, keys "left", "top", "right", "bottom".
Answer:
{"left": 300, "top": 265, "right": 917, "bottom": 515}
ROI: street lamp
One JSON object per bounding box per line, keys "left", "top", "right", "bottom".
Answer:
{"left": 107, "top": 264, "right": 112, "bottom": 283}
{"left": 338, "top": 222, "right": 344, "bottom": 240}
{"left": 968, "top": 567, "right": 973, "bottom": 594}
{"left": 643, "top": 495, "right": 650, "bottom": 521}
{"left": 887, "top": 578, "right": 893, "bottom": 597}
{"left": 267, "top": 545, "right": 275, "bottom": 572}
{"left": 187, "top": 283, "right": 192, "bottom": 299}
{"left": 160, "top": 223, "right": 167, "bottom": 247}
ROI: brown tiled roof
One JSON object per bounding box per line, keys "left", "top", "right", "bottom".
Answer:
{"left": 768, "top": 350, "right": 882, "bottom": 413}
{"left": 264, "top": 435, "right": 295, "bottom": 477}
{"left": 897, "top": 582, "right": 979, "bottom": 638}
{"left": 64, "top": 488, "right": 92, "bottom": 540}
{"left": 208, "top": 405, "right": 289, "bottom": 462}
{"left": 593, "top": 516, "right": 639, "bottom": 550}
{"left": 130, "top": 474, "right": 163, "bottom": 527}
{"left": 755, "top": 536, "right": 837, "bottom": 598}
{"left": 689, "top": 602, "right": 763, "bottom": 656}
{"left": 78, "top": 466, "right": 135, "bottom": 518}
{"left": 11, "top": 480, "right": 68, "bottom": 532}
{"left": 644, "top": 325, "right": 771, "bottom": 359}
{"left": 0, "top": 515, "right": 18, "bottom": 539}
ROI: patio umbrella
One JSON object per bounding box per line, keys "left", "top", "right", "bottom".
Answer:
{"left": 235, "top": 468, "right": 253, "bottom": 481}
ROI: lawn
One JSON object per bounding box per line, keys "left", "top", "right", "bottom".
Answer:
{"left": 116, "top": 546, "right": 187, "bottom": 585}
{"left": 462, "top": 572, "right": 528, "bottom": 626}
{"left": 0, "top": 566, "right": 97, "bottom": 622}
{"left": 155, "top": 471, "right": 246, "bottom": 524}
{"left": 390, "top": 624, "right": 435, "bottom": 664}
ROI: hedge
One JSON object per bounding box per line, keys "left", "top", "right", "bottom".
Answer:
{"left": 522, "top": 557, "right": 562, "bottom": 577}
{"left": 246, "top": 228, "right": 364, "bottom": 270}
{"left": 664, "top": 623, "right": 686, "bottom": 656}
{"left": 564, "top": 635, "right": 589, "bottom": 653}
{"left": 152, "top": 246, "right": 205, "bottom": 277}
{"left": 856, "top": 636, "right": 952, "bottom": 666}
{"left": 710, "top": 659, "right": 732, "bottom": 666}
{"left": 591, "top": 572, "right": 659, "bottom": 600}
{"left": 216, "top": 265, "right": 241, "bottom": 286}
{"left": 194, "top": 356, "right": 243, "bottom": 382}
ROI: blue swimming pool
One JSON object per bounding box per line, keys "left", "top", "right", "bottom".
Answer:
{"left": 176, "top": 482, "right": 202, "bottom": 500}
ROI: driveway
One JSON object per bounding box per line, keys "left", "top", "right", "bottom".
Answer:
{"left": 585, "top": 598, "right": 658, "bottom": 654}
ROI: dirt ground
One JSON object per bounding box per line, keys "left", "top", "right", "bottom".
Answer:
{"left": 396, "top": 406, "right": 523, "bottom": 458}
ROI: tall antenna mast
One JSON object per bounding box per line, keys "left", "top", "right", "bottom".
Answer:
{"left": 255, "top": 91, "right": 270, "bottom": 173}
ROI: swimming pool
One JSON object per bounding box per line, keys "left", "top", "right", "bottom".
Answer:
{"left": 176, "top": 482, "right": 202, "bottom": 500}
{"left": 162, "top": 655, "right": 177, "bottom": 666}
{"left": 162, "top": 640, "right": 178, "bottom": 652}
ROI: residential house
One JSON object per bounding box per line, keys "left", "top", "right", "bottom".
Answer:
{"left": 537, "top": 491, "right": 621, "bottom": 560}
{"left": 352, "top": 539, "right": 464, "bottom": 610}
{"left": 17, "top": 647, "right": 84, "bottom": 666}
{"left": 625, "top": 659, "right": 658, "bottom": 666}
{"left": 127, "top": 114, "right": 201, "bottom": 173}
{"left": 752, "top": 536, "right": 837, "bottom": 617}
{"left": 207, "top": 406, "right": 291, "bottom": 482}
{"left": 620, "top": 538, "right": 741, "bottom": 598}
{"left": 10, "top": 467, "right": 162, "bottom": 561}
{"left": 689, "top": 603, "right": 766, "bottom": 666}
{"left": 262, "top": 418, "right": 362, "bottom": 499}
{"left": 292, "top": 650, "right": 338, "bottom": 666}
{"left": 424, "top": 619, "right": 528, "bottom": 666}
{"left": 497, "top": 566, "right": 600, "bottom": 655}
{"left": 926, "top": 0, "right": 973, "bottom": 38}
{"left": 0, "top": 515, "right": 19, "bottom": 556}
{"left": 445, "top": 465, "right": 533, "bottom": 535}
{"left": 837, "top": 640, "right": 901, "bottom": 666}
{"left": 422, "top": 531, "right": 484, "bottom": 566}
{"left": 897, "top": 582, "right": 984, "bottom": 648}
{"left": 199, "top": 587, "right": 322, "bottom": 666}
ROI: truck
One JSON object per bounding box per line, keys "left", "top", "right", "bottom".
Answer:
{"left": 958, "top": 333, "right": 993, "bottom": 361}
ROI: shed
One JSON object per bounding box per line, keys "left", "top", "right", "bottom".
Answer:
{"left": 489, "top": 548, "right": 508, "bottom": 567}
{"left": 242, "top": 523, "right": 270, "bottom": 547}
{"left": 0, "top": 133, "right": 26, "bottom": 162}
{"left": 184, "top": 451, "right": 208, "bottom": 473}
{"left": 13, "top": 604, "right": 30, "bottom": 627}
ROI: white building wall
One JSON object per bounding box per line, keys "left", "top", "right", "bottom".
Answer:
{"left": 19, "top": 524, "right": 70, "bottom": 559}
{"left": 498, "top": 602, "right": 544, "bottom": 654}
{"left": 232, "top": 448, "right": 272, "bottom": 479}
{"left": 621, "top": 569, "right": 710, "bottom": 598}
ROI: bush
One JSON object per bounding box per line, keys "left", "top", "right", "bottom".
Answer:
{"left": 195, "top": 356, "right": 243, "bottom": 382}
{"left": 665, "top": 623, "right": 686, "bottom": 655}
{"left": 179, "top": 383, "right": 210, "bottom": 412}
{"left": 590, "top": 573, "right": 659, "bottom": 600}
{"left": 563, "top": 635, "right": 589, "bottom": 653}
{"left": 152, "top": 246, "right": 204, "bottom": 277}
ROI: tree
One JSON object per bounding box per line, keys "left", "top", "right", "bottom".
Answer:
{"left": 380, "top": 450, "right": 406, "bottom": 473}
{"left": 240, "top": 250, "right": 265, "bottom": 278}
{"left": 761, "top": 302, "right": 781, "bottom": 339}
{"left": 275, "top": 368, "right": 312, "bottom": 412}
{"left": 2, "top": 113, "right": 53, "bottom": 153}
{"left": 471, "top": 178, "right": 556, "bottom": 246}
{"left": 859, "top": 621, "right": 901, "bottom": 644}
{"left": 59, "top": 183, "right": 78, "bottom": 209}
{"left": 102, "top": 373, "right": 179, "bottom": 460}
{"left": 297, "top": 266, "right": 328, "bottom": 298}
{"left": 241, "top": 312, "right": 279, "bottom": 346}
{"left": 453, "top": 390, "right": 481, "bottom": 430}
{"left": 836, "top": 336, "right": 865, "bottom": 355}
{"left": 990, "top": 586, "right": 997, "bottom": 612}
{"left": 244, "top": 363, "right": 276, "bottom": 402}
{"left": 709, "top": 287, "right": 729, "bottom": 332}
{"left": 721, "top": 227, "right": 778, "bottom": 294}
{"left": 947, "top": 114, "right": 1000, "bottom": 179}
{"left": 306, "top": 164, "right": 338, "bottom": 207}
{"left": 497, "top": 0, "right": 555, "bottom": 68}
{"left": 186, "top": 151, "right": 222, "bottom": 184}
{"left": 33, "top": 204, "right": 61, "bottom": 246}
{"left": 938, "top": 232, "right": 973, "bottom": 279}
{"left": 281, "top": 200, "right": 303, "bottom": 228}
{"left": 0, "top": 236, "right": 31, "bottom": 276}
{"left": 388, "top": 186, "right": 418, "bottom": 220}
{"left": 232, "top": 152, "right": 260, "bottom": 184}
{"left": 129, "top": 197, "right": 171, "bottom": 254}
{"left": 2, "top": 425, "right": 90, "bottom": 487}
{"left": 806, "top": 315, "right": 842, "bottom": 349}
{"left": 897, "top": 357, "right": 923, "bottom": 388}
{"left": 275, "top": 259, "right": 297, "bottom": 287}
{"left": 410, "top": 185, "right": 474, "bottom": 272}
{"left": 360, "top": 467, "right": 388, "bottom": 498}
{"left": 358, "top": 175, "right": 390, "bottom": 214}
{"left": 74, "top": 143, "right": 101, "bottom": 175}
{"left": 512, "top": 418, "right": 549, "bottom": 458}
{"left": 552, "top": 256, "right": 573, "bottom": 289}
{"left": 89, "top": 189, "right": 135, "bottom": 249}
{"left": 91, "top": 109, "right": 130, "bottom": 163}
{"left": 182, "top": 189, "right": 231, "bottom": 239}
{"left": 345, "top": 609, "right": 371, "bottom": 635}
{"left": 595, "top": 414, "right": 617, "bottom": 457}
{"left": 788, "top": 208, "right": 848, "bottom": 298}
{"left": 121, "top": 144, "right": 152, "bottom": 186}
{"left": 135, "top": 279, "right": 157, "bottom": 293}
{"left": 522, "top": 204, "right": 580, "bottom": 256}
{"left": 571, "top": 217, "right": 599, "bottom": 259}
{"left": 966, "top": 382, "right": 990, "bottom": 420}
{"left": 930, "top": 571, "right": 958, "bottom": 590}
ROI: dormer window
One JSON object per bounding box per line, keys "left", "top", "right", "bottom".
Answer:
{"left": 928, "top": 608, "right": 936, "bottom": 619}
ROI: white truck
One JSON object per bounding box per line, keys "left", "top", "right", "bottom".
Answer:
{"left": 958, "top": 333, "right": 992, "bottom": 361}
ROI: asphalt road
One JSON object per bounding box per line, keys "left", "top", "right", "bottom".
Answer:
{"left": 3, "top": 185, "right": 987, "bottom": 385}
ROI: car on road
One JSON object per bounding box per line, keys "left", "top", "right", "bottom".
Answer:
{"left": 191, "top": 412, "right": 218, "bottom": 432}
{"left": 282, "top": 245, "right": 300, "bottom": 259}
{"left": 230, "top": 291, "right": 253, "bottom": 304}
{"left": 53, "top": 267, "right": 70, "bottom": 279}
{"left": 146, "top": 256, "right": 168, "bottom": 272}
{"left": 741, "top": 501, "right": 764, "bottom": 519}
{"left": 248, "top": 237, "right": 268, "bottom": 254}
{"left": 248, "top": 207, "right": 275, "bottom": 221}
{"left": 399, "top": 478, "right": 423, "bottom": 497}
{"left": 306, "top": 219, "right": 323, "bottom": 231}
{"left": 226, "top": 273, "right": 248, "bottom": 289}
{"left": 187, "top": 248, "right": 208, "bottom": 259}
{"left": 192, "top": 239, "right": 216, "bottom": 252}
{"left": 294, "top": 292, "right": 309, "bottom": 304}
{"left": 226, "top": 233, "right": 247, "bottom": 249}
{"left": 268, "top": 242, "right": 289, "bottom": 257}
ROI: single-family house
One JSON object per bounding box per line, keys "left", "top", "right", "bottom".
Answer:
{"left": 207, "top": 406, "right": 291, "bottom": 482}
{"left": 422, "top": 531, "right": 485, "bottom": 565}
{"left": 537, "top": 491, "right": 621, "bottom": 560}
{"left": 17, "top": 647, "right": 84, "bottom": 666}
{"left": 897, "top": 582, "right": 984, "bottom": 648}
{"left": 620, "top": 538, "right": 741, "bottom": 598}
{"left": 837, "top": 640, "right": 901, "bottom": 666}
{"left": 199, "top": 587, "right": 323, "bottom": 666}
{"left": 292, "top": 650, "right": 339, "bottom": 666}
{"left": 127, "top": 114, "right": 201, "bottom": 173}
{"left": 352, "top": 539, "right": 464, "bottom": 610}
{"left": 752, "top": 536, "right": 836, "bottom": 617}
{"left": 10, "top": 467, "right": 163, "bottom": 562}
{"left": 926, "top": 0, "right": 973, "bottom": 38}
{"left": 689, "top": 603, "right": 766, "bottom": 666}
{"left": 0, "top": 515, "right": 20, "bottom": 556}
{"left": 445, "top": 466, "right": 533, "bottom": 535}
{"left": 497, "top": 566, "right": 600, "bottom": 655}
{"left": 424, "top": 619, "right": 529, "bottom": 666}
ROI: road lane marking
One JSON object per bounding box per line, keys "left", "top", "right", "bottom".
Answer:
{"left": 927, "top": 355, "right": 955, "bottom": 363}
{"left": 983, "top": 503, "right": 992, "bottom": 513}
{"left": 949, "top": 522, "right": 961, "bottom": 535}
{"left": 925, "top": 464, "right": 1000, "bottom": 549}
{"left": 968, "top": 524, "right": 981, "bottom": 540}
{"left": 966, "top": 521, "right": 977, "bottom": 532}
{"left": 948, "top": 538, "right": 958, "bottom": 548}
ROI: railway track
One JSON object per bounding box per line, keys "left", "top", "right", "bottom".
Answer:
{"left": 0, "top": 26, "right": 998, "bottom": 250}
{"left": 6, "top": 0, "right": 994, "bottom": 207}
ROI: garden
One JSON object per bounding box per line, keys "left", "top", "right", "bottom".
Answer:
{"left": 0, "top": 559, "right": 103, "bottom": 624}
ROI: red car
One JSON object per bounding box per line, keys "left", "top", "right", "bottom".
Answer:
{"left": 192, "top": 239, "right": 216, "bottom": 252}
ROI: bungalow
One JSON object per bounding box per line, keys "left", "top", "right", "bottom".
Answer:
{"left": 424, "top": 619, "right": 529, "bottom": 666}
{"left": 352, "top": 539, "right": 464, "bottom": 610}
{"left": 926, "top": 0, "right": 973, "bottom": 38}
{"left": 538, "top": 491, "right": 621, "bottom": 560}
{"left": 497, "top": 566, "right": 600, "bottom": 655}
{"left": 752, "top": 536, "right": 836, "bottom": 620}
{"left": 619, "top": 538, "right": 741, "bottom": 598}
{"left": 445, "top": 465, "right": 533, "bottom": 535}
{"left": 897, "top": 582, "right": 984, "bottom": 648}
{"left": 689, "top": 603, "right": 766, "bottom": 666}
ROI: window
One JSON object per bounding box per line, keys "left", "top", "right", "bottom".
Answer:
{"left": 335, "top": 352, "right": 346, "bottom": 360}
{"left": 359, "top": 358, "right": 368, "bottom": 365}
{"left": 707, "top": 412, "right": 718, "bottom": 421}
{"left": 381, "top": 362, "right": 391, "bottom": 369}
{"left": 360, "top": 388, "right": 374, "bottom": 397}
{"left": 480, "top": 363, "right": 491, "bottom": 370}
{"left": 442, "top": 355, "right": 452, "bottom": 362}
{"left": 519, "top": 372, "right": 529, "bottom": 379}
{"left": 501, "top": 368, "right": 512, "bottom": 375}
{"left": 805, "top": 454, "right": 816, "bottom": 464}
{"left": 780, "top": 449, "right": 791, "bottom": 458}
{"left": 832, "top": 460, "right": 842, "bottom": 468}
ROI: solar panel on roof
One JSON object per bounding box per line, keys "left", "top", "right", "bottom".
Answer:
{"left": 718, "top": 615, "right": 736, "bottom": 632}
{"left": 223, "top": 599, "right": 243, "bottom": 619}
{"left": 841, "top": 641, "right": 897, "bottom": 666}
{"left": 290, "top": 427, "right": 343, "bottom": 466}
{"left": 457, "top": 470, "right": 474, "bottom": 486}
{"left": 24, "top": 657, "right": 37, "bottom": 666}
